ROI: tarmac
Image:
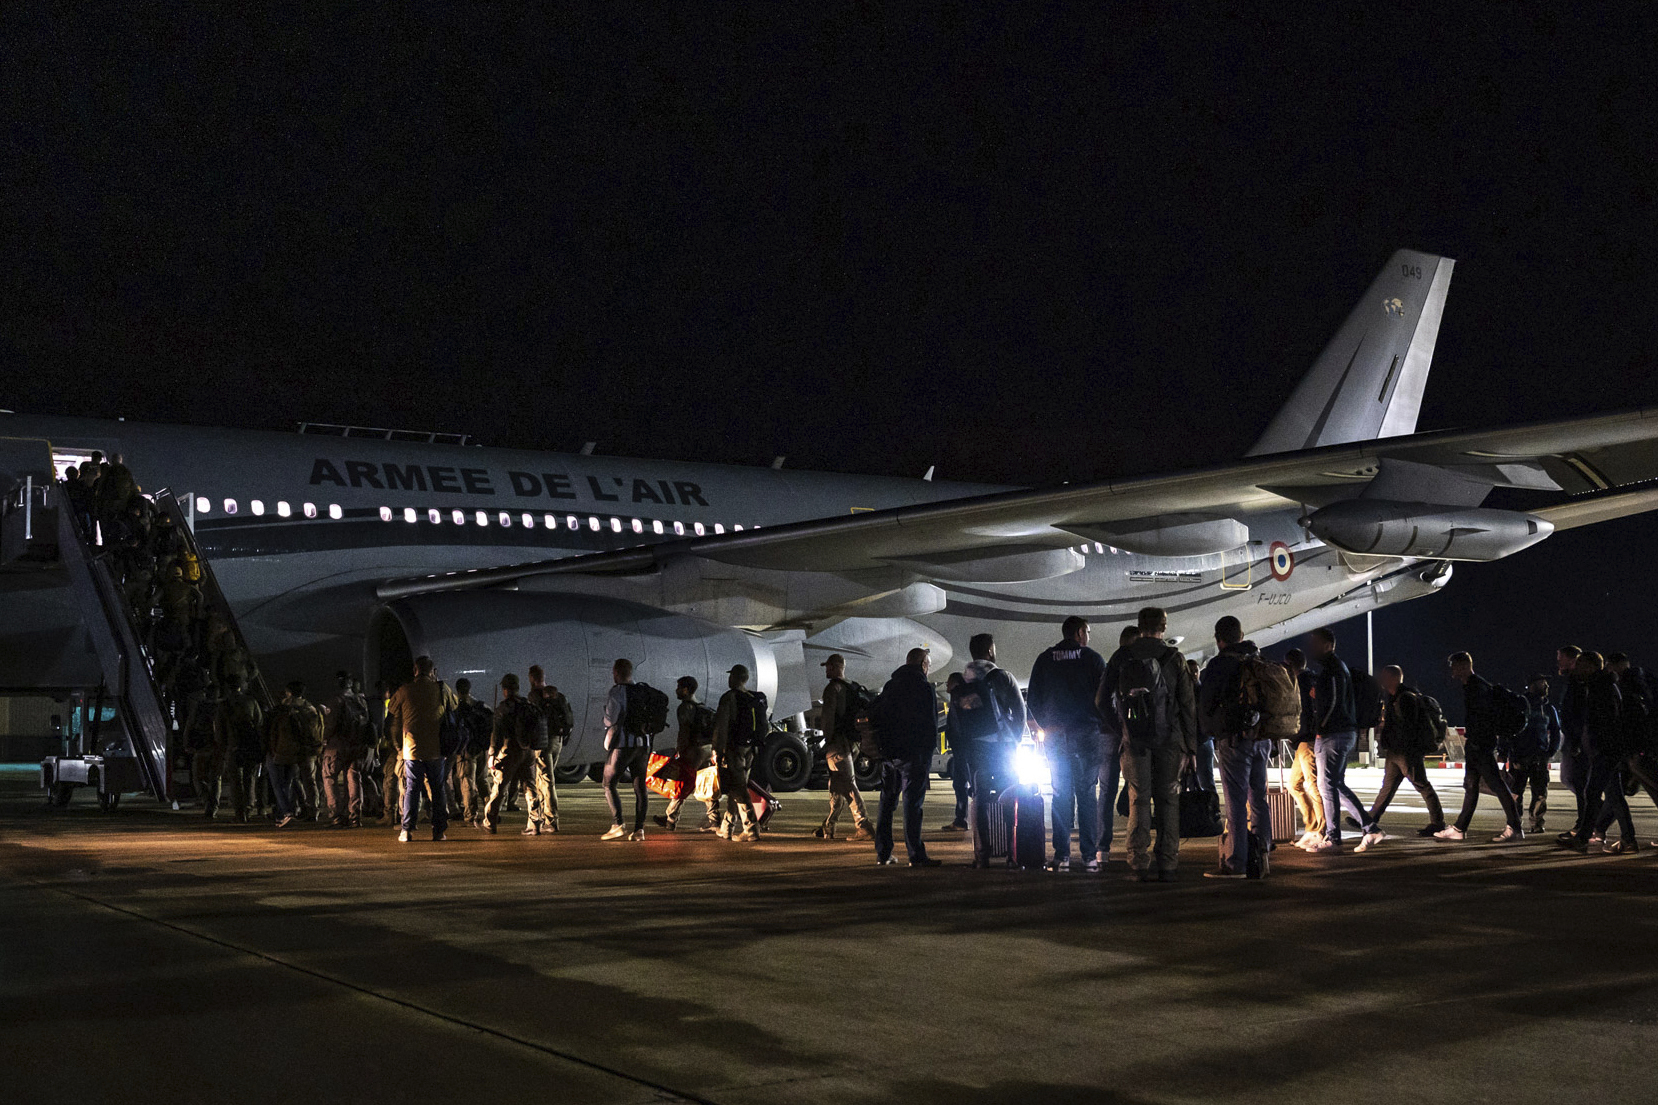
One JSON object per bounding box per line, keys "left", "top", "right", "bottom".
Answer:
{"left": 4, "top": 767, "right": 1658, "bottom": 1105}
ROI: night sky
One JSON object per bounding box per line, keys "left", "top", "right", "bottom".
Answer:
{"left": 7, "top": 9, "right": 1657, "bottom": 714}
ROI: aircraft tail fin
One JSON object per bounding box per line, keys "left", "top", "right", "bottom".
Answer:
{"left": 1247, "top": 250, "right": 1454, "bottom": 456}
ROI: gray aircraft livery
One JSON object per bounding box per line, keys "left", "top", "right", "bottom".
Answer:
{"left": 5, "top": 250, "right": 1658, "bottom": 775}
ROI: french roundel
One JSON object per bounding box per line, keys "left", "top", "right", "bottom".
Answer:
{"left": 1269, "top": 542, "right": 1295, "bottom": 581}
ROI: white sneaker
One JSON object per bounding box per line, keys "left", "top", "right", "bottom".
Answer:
{"left": 600, "top": 825, "right": 627, "bottom": 841}
{"left": 1355, "top": 831, "right": 1387, "bottom": 853}
{"left": 1047, "top": 857, "right": 1071, "bottom": 873}
{"left": 397, "top": 830, "right": 411, "bottom": 843}
{"left": 1295, "top": 831, "right": 1319, "bottom": 848}
{"left": 1433, "top": 826, "right": 1465, "bottom": 841}
{"left": 1491, "top": 825, "right": 1523, "bottom": 843}
{"left": 626, "top": 829, "right": 646, "bottom": 842}
{"left": 1305, "top": 839, "right": 1339, "bottom": 853}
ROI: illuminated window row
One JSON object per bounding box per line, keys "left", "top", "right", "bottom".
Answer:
{"left": 195, "top": 496, "right": 747, "bottom": 539}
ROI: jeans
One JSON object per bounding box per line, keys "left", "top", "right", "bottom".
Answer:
{"left": 1315, "top": 730, "right": 1375, "bottom": 843}
{"left": 603, "top": 745, "right": 651, "bottom": 831}
{"left": 1504, "top": 756, "right": 1550, "bottom": 829}
{"left": 1370, "top": 749, "right": 1445, "bottom": 830}
{"left": 1121, "top": 742, "right": 1182, "bottom": 873}
{"left": 950, "top": 746, "right": 972, "bottom": 824}
{"left": 267, "top": 758, "right": 299, "bottom": 819}
{"left": 876, "top": 753, "right": 930, "bottom": 863}
{"left": 1048, "top": 731, "right": 1102, "bottom": 862}
{"left": 1216, "top": 738, "right": 1271, "bottom": 875}
{"left": 1578, "top": 753, "right": 1634, "bottom": 842}
{"left": 1194, "top": 737, "right": 1217, "bottom": 792}
{"left": 401, "top": 757, "right": 448, "bottom": 837}
{"left": 1453, "top": 746, "right": 1523, "bottom": 833}
{"left": 1094, "top": 729, "right": 1123, "bottom": 857}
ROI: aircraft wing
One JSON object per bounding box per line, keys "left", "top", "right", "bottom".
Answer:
{"left": 376, "top": 406, "right": 1658, "bottom": 598}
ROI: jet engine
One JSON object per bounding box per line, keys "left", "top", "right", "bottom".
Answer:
{"left": 1306, "top": 500, "right": 1554, "bottom": 561}
{"left": 367, "top": 591, "right": 807, "bottom": 773}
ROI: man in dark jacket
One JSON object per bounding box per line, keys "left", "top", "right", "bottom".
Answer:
{"left": 1503, "top": 675, "right": 1561, "bottom": 835}
{"left": 1028, "top": 618, "right": 1105, "bottom": 873}
{"left": 815, "top": 656, "right": 875, "bottom": 841}
{"left": 1562, "top": 651, "right": 1633, "bottom": 852}
{"left": 1092, "top": 624, "right": 1140, "bottom": 866}
{"left": 1306, "top": 628, "right": 1381, "bottom": 852}
{"left": 1436, "top": 653, "right": 1525, "bottom": 843}
{"left": 1198, "top": 618, "right": 1271, "bottom": 878}
{"left": 1110, "top": 607, "right": 1196, "bottom": 881}
{"left": 1368, "top": 665, "right": 1447, "bottom": 838}
{"left": 873, "top": 648, "right": 942, "bottom": 867}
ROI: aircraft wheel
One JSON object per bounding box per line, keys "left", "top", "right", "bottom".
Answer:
{"left": 758, "top": 733, "right": 812, "bottom": 792}
{"left": 853, "top": 754, "right": 882, "bottom": 791}
{"left": 553, "top": 762, "right": 589, "bottom": 785}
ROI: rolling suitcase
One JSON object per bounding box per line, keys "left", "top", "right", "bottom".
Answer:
{"left": 747, "top": 780, "right": 780, "bottom": 830}
{"left": 970, "top": 772, "right": 1045, "bottom": 868}
{"left": 1267, "top": 783, "right": 1297, "bottom": 843}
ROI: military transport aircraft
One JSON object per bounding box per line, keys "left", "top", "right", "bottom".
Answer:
{"left": 5, "top": 249, "right": 1658, "bottom": 781}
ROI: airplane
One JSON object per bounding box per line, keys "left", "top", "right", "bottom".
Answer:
{"left": 5, "top": 248, "right": 1658, "bottom": 788}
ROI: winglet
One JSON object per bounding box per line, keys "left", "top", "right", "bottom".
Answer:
{"left": 1248, "top": 250, "right": 1454, "bottom": 456}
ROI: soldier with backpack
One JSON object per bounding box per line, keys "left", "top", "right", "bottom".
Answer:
{"left": 514, "top": 666, "right": 561, "bottom": 835}
{"left": 447, "top": 678, "right": 491, "bottom": 825}
{"left": 527, "top": 665, "right": 574, "bottom": 831}
{"left": 480, "top": 672, "right": 540, "bottom": 834}
{"left": 814, "top": 655, "right": 875, "bottom": 841}
{"left": 712, "top": 663, "right": 769, "bottom": 843}
{"left": 656, "top": 676, "right": 722, "bottom": 832}
{"left": 1198, "top": 617, "right": 1290, "bottom": 878}
{"left": 1435, "top": 653, "right": 1526, "bottom": 843}
{"left": 1112, "top": 607, "right": 1197, "bottom": 882}
{"left": 321, "top": 671, "right": 372, "bottom": 828}
{"left": 1280, "top": 649, "right": 1325, "bottom": 847}
{"left": 1561, "top": 651, "right": 1633, "bottom": 852}
{"left": 1503, "top": 675, "right": 1562, "bottom": 835}
{"left": 266, "top": 680, "right": 325, "bottom": 829}
{"left": 1305, "top": 628, "right": 1384, "bottom": 853}
{"left": 600, "top": 658, "right": 666, "bottom": 841}
{"left": 1368, "top": 665, "right": 1449, "bottom": 839}
{"left": 215, "top": 674, "right": 265, "bottom": 823}
{"left": 1027, "top": 621, "right": 1101, "bottom": 872}
{"left": 1602, "top": 655, "right": 1658, "bottom": 841}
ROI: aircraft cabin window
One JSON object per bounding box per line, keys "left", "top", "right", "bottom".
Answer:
{"left": 251, "top": 500, "right": 265, "bottom": 516}
{"left": 521, "top": 513, "right": 534, "bottom": 528}
{"left": 452, "top": 509, "right": 465, "bottom": 525}
{"left": 673, "top": 521, "right": 685, "bottom": 536}
{"left": 498, "top": 512, "right": 511, "bottom": 527}
{"left": 303, "top": 502, "right": 317, "bottom": 519}
{"left": 475, "top": 511, "right": 489, "bottom": 526}
{"left": 428, "top": 509, "right": 442, "bottom": 524}
{"left": 1095, "top": 542, "right": 1104, "bottom": 554}
{"left": 588, "top": 516, "right": 600, "bottom": 531}
{"left": 379, "top": 507, "right": 393, "bottom": 522}
{"left": 330, "top": 504, "right": 343, "bottom": 520}
{"left": 277, "top": 501, "right": 291, "bottom": 518}
{"left": 544, "top": 514, "right": 556, "bottom": 529}
{"left": 404, "top": 508, "right": 417, "bottom": 523}
{"left": 631, "top": 518, "right": 643, "bottom": 534}
{"left": 609, "top": 517, "right": 622, "bottom": 533}
{"left": 567, "top": 514, "right": 579, "bottom": 530}
{"left": 733, "top": 524, "right": 743, "bottom": 531}
{"left": 694, "top": 522, "right": 705, "bottom": 536}
{"left": 652, "top": 520, "right": 664, "bottom": 535}
{"left": 195, "top": 497, "right": 210, "bottom": 514}
{"left": 714, "top": 523, "right": 725, "bottom": 534}
{"left": 223, "top": 499, "right": 237, "bottom": 515}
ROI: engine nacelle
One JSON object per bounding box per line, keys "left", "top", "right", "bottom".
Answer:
{"left": 368, "top": 592, "right": 795, "bottom": 766}
{"left": 1307, "top": 499, "right": 1554, "bottom": 561}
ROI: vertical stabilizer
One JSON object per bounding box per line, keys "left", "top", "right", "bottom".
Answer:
{"left": 1247, "top": 250, "right": 1454, "bottom": 456}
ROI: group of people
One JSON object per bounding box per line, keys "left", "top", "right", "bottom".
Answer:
{"left": 183, "top": 603, "right": 1657, "bottom": 879}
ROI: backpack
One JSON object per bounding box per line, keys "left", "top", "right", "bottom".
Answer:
{"left": 853, "top": 686, "right": 885, "bottom": 759}
{"left": 687, "top": 703, "right": 717, "bottom": 745}
{"left": 1396, "top": 689, "right": 1448, "bottom": 755}
{"left": 1118, "top": 648, "right": 1176, "bottom": 748}
{"left": 953, "top": 671, "right": 1010, "bottom": 743}
{"left": 1232, "top": 656, "right": 1299, "bottom": 739}
{"left": 623, "top": 683, "right": 671, "bottom": 738}
{"left": 334, "top": 694, "right": 372, "bottom": 755}
{"left": 227, "top": 696, "right": 264, "bottom": 757}
{"left": 1351, "top": 669, "right": 1386, "bottom": 731}
{"left": 727, "top": 689, "right": 770, "bottom": 749}
{"left": 1618, "top": 673, "right": 1651, "bottom": 754}
{"left": 1489, "top": 683, "right": 1530, "bottom": 740}
{"left": 542, "top": 691, "right": 574, "bottom": 738}
{"left": 286, "top": 701, "right": 325, "bottom": 754}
